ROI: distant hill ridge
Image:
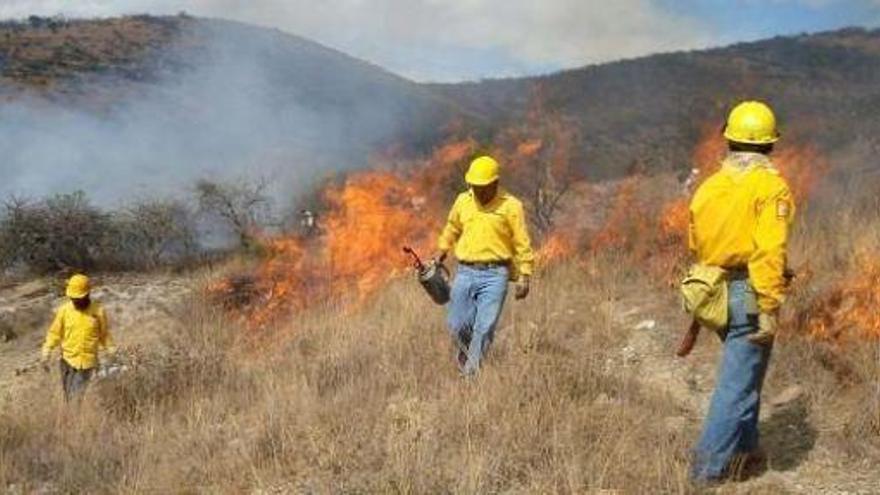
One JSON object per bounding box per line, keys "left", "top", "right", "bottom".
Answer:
{"left": 2, "top": 15, "right": 879, "bottom": 192}
{"left": 432, "top": 26, "right": 880, "bottom": 178}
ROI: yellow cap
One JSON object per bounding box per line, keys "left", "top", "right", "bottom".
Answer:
{"left": 723, "top": 101, "right": 780, "bottom": 145}
{"left": 66, "top": 274, "right": 91, "bottom": 299}
{"left": 465, "top": 155, "right": 500, "bottom": 186}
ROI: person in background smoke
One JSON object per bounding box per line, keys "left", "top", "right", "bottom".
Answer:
{"left": 300, "top": 209, "right": 318, "bottom": 237}
{"left": 689, "top": 101, "right": 796, "bottom": 482}
{"left": 433, "top": 155, "right": 535, "bottom": 376}
{"left": 41, "top": 274, "right": 115, "bottom": 402}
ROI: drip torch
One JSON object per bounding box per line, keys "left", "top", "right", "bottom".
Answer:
{"left": 403, "top": 246, "right": 451, "bottom": 305}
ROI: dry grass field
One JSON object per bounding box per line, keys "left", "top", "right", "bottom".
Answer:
{"left": 1, "top": 159, "right": 879, "bottom": 493}
{"left": 2, "top": 12, "right": 880, "bottom": 495}
{"left": 1, "top": 223, "right": 878, "bottom": 494}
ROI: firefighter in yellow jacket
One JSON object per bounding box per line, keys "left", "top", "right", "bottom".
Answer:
{"left": 41, "top": 274, "right": 115, "bottom": 401}
{"left": 434, "top": 155, "right": 535, "bottom": 376}
{"left": 689, "top": 101, "right": 795, "bottom": 481}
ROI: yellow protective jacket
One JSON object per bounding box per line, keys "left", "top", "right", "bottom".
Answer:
{"left": 438, "top": 189, "right": 535, "bottom": 280}
{"left": 689, "top": 152, "right": 795, "bottom": 313}
{"left": 42, "top": 300, "right": 114, "bottom": 370}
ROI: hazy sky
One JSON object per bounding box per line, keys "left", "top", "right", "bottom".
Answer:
{"left": 1, "top": 0, "right": 879, "bottom": 81}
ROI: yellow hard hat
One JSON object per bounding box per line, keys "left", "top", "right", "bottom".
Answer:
{"left": 465, "top": 155, "right": 500, "bottom": 186}
{"left": 723, "top": 101, "right": 780, "bottom": 145}
{"left": 66, "top": 274, "right": 91, "bottom": 299}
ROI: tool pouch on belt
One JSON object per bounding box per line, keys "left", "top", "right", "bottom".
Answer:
{"left": 680, "top": 264, "right": 729, "bottom": 331}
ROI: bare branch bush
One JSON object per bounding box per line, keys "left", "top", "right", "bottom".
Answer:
{"left": 0, "top": 193, "right": 200, "bottom": 274}
{"left": 194, "top": 178, "right": 273, "bottom": 249}
{"left": 498, "top": 85, "right": 582, "bottom": 236}
{"left": 110, "top": 199, "right": 199, "bottom": 269}
{"left": 0, "top": 192, "right": 110, "bottom": 273}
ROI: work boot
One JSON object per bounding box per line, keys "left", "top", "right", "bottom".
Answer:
{"left": 457, "top": 348, "right": 468, "bottom": 370}
{"left": 741, "top": 448, "right": 768, "bottom": 478}
{"left": 454, "top": 331, "right": 471, "bottom": 372}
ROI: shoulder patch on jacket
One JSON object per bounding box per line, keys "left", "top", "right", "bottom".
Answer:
{"left": 776, "top": 199, "right": 791, "bottom": 219}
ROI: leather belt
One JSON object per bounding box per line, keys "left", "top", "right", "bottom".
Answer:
{"left": 460, "top": 260, "right": 510, "bottom": 270}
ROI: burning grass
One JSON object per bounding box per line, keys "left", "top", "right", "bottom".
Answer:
{"left": 211, "top": 128, "right": 585, "bottom": 328}
{"left": 209, "top": 141, "right": 469, "bottom": 326}
{"left": 800, "top": 254, "right": 880, "bottom": 340}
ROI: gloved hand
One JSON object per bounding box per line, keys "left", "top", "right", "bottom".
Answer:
{"left": 515, "top": 276, "right": 531, "bottom": 300}
{"left": 748, "top": 312, "right": 777, "bottom": 345}
{"left": 40, "top": 354, "right": 51, "bottom": 373}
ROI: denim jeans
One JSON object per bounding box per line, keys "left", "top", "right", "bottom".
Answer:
{"left": 692, "top": 279, "right": 772, "bottom": 481}
{"left": 447, "top": 265, "right": 509, "bottom": 375}
{"left": 60, "top": 358, "right": 93, "bottom": 402}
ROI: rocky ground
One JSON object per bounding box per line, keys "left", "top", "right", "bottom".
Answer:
{"left": 612, "top": 284, "right": 879, "bottom": 494}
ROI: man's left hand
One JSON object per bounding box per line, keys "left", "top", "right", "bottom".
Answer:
{"left": 515, "top": 277, "right": 530, "bottom": 300}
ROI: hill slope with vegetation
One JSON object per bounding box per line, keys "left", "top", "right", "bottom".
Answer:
{"left": 434, "top": 27, "right": 880, "bottom": 179}
{"left": 3, "top": 17, "right": 879, "bottom": 187}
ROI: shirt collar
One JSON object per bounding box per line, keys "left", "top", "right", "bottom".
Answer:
{"left": 468, "top": 187, "right": 507, "bottom": 208}
{"left": 723, "top": 151, "right": 773, "bottom": 172}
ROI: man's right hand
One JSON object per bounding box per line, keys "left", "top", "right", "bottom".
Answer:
{"left": 514, "top": 276, "right": 531, "bottom": 300}
{"left": 431, "top": 251, "right": 448, "bottom": 265}
{"left": 748, "top": 313, "right": 777, "bottom": 346}
{"left": 40, "top": 356, "right": 51, "bottom": 373}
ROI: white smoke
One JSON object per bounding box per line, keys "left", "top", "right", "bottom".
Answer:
{"left": 0, "top": 0, "right": 714, "bottom": 81}
{"left": 0, "top": 19, "right": 423, "bottom": 205}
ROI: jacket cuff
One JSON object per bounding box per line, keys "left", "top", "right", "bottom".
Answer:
{"left": 757, "top": 294, "right": 783, "bottom": 314}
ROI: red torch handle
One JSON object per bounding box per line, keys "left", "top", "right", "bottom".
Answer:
{"left": 402, "top": 246, "right": 425, "bottom": 271}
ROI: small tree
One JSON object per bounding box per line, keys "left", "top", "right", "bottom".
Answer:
{"left": 194, "top": 178, "right": 272, "bottom": 249}
{"left": 500, "top": 85, "right": 582, "bottom": 235}
{"left": 111, "top": 199, "right": 198, "bottom": 268}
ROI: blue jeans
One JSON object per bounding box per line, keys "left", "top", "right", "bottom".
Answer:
{"left": 692, "top": 279, "right": 772, "bottom": 481}
{"left": 447, "top": 265, "right": 509, "bottom": 375}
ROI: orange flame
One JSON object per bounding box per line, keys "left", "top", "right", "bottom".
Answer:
{"left": 803, "top": 253, "right": 880, "bottom": 340}
{"left": 537, "top": 231, "right": 576, "bottom": 265}
{"left": 210, "top": 140, "right": 473, "bottom": 327}
{"left": 323, "top": 171, "right": 437, "bottom": 298}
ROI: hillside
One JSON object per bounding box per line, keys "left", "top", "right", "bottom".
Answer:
{"left": 3, "top": 17, "right": 880, "bottom": 200}
{"left": 434, "top": 27, "right": 880, "bottom": 180}
{"left": 0, "top": 15, "right": 469, "bottom": 203}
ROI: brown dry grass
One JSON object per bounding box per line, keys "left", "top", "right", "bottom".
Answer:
{"left": 0, "top": 261, "right": 699, "bottom": 494}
